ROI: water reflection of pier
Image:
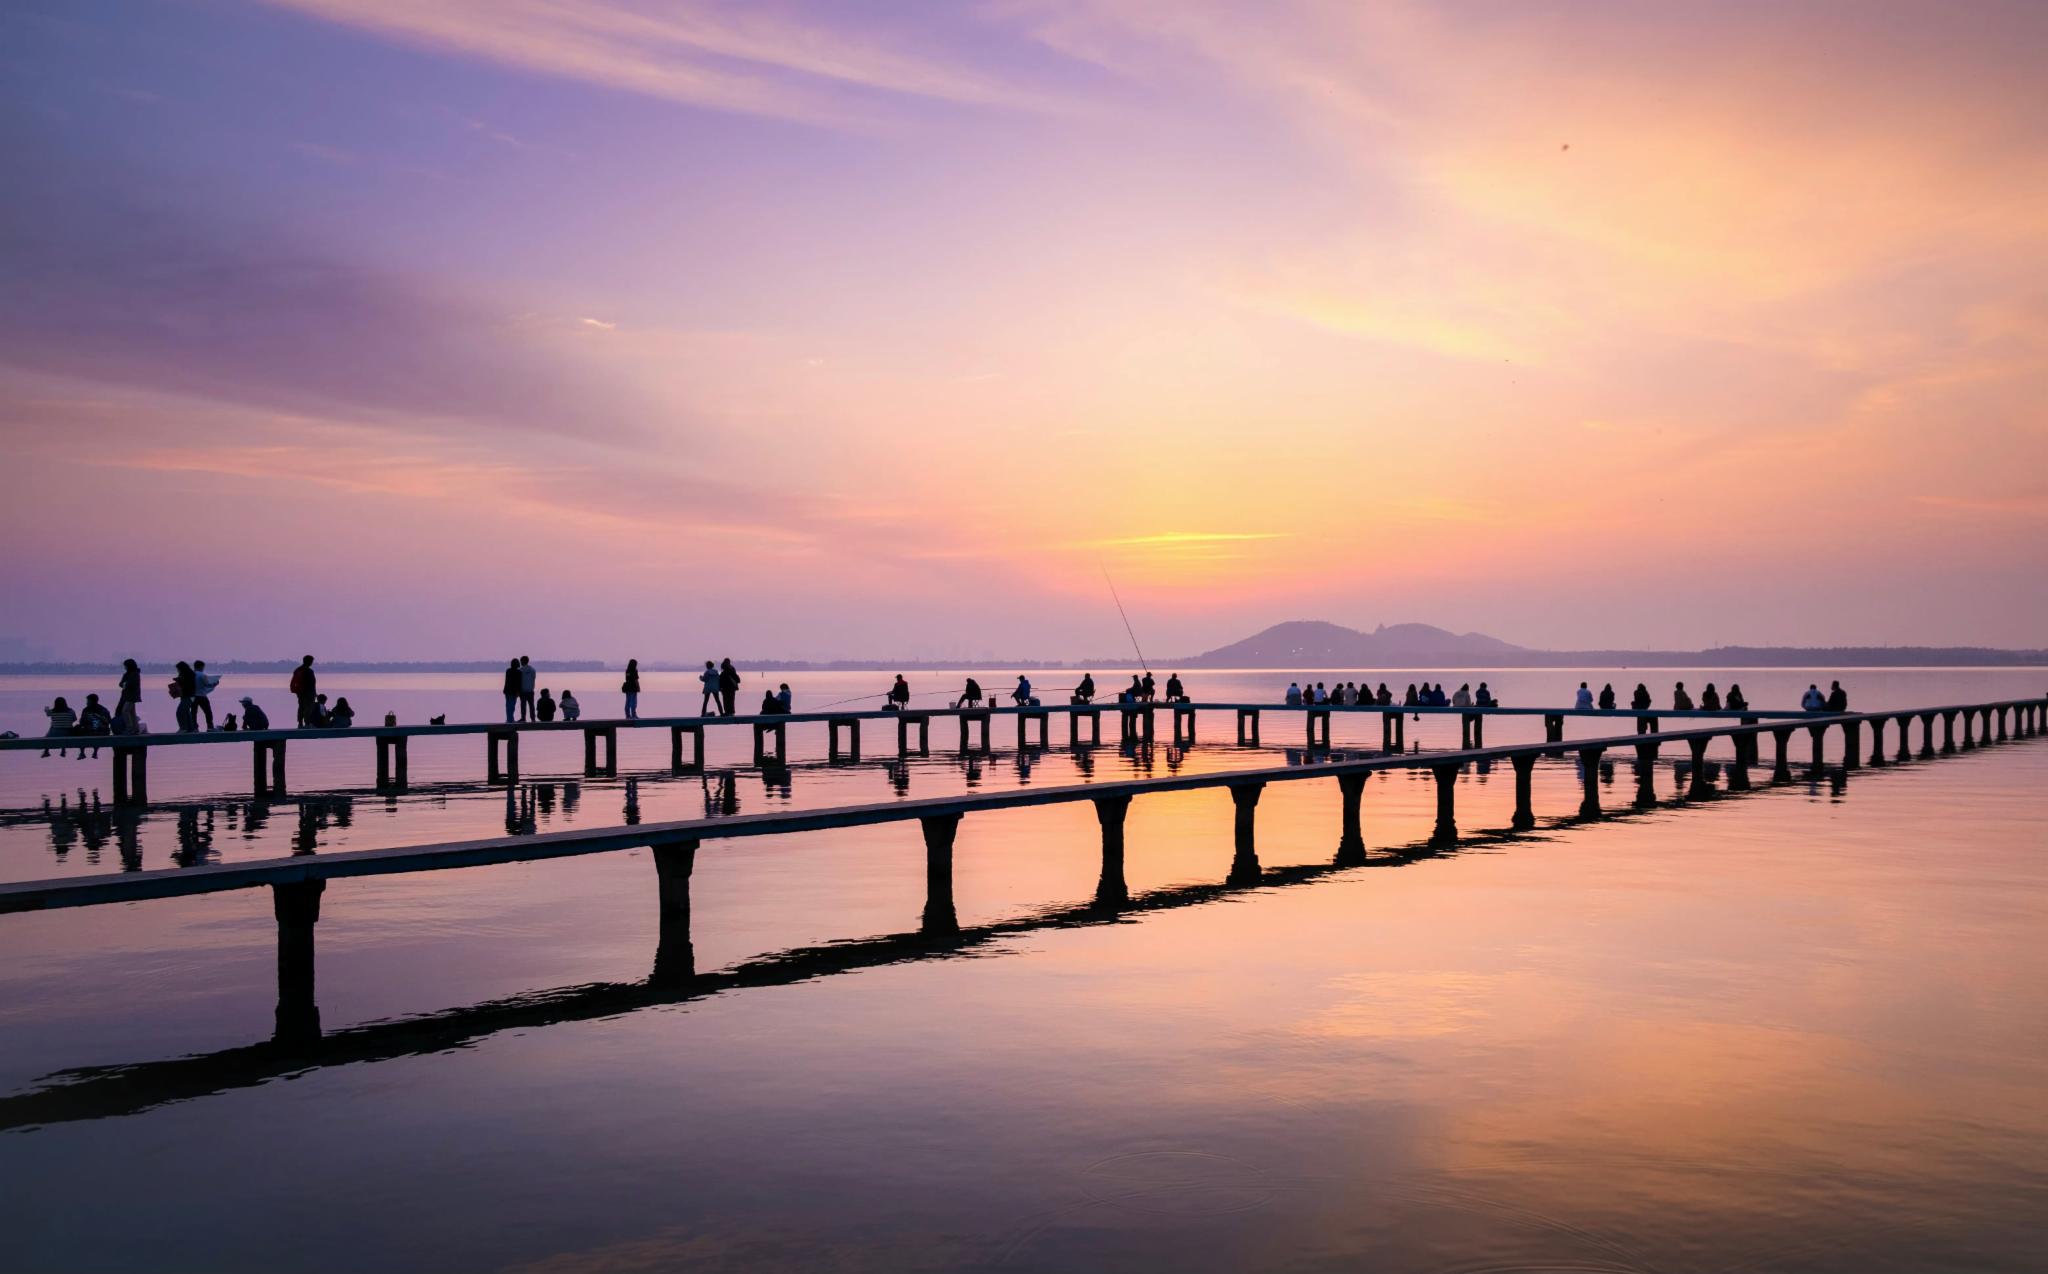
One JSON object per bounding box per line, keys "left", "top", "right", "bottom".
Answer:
{"left": 0, "top": 764, "right": 1843, "bottom": 1133}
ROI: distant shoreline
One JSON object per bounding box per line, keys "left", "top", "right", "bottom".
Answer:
{"left": 3, "top": 649, "right": 2045, "bottom": 676}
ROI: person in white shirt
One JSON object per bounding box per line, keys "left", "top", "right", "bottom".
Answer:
{"left": 1801, "top": 684, "right": 1825, "bottom": 711}
{"left": 1284, "top": 682, "right": 1302, "bottom": 706}
{"left": 1574, "top": 682, "right": 1595, "bottom": 710}
{"left": 1451, "top": 684, "right": 1473, "bottom": 708}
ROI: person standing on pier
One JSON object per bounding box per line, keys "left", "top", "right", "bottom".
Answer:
{"left": 502, "top": 659, "right": 522, "bottom": 724}
{"left": 718, "top": 658, "right": 741, "bottom": 715}
{"left": 192, "top": 660, "right": 219, "bottom": 731}
{"left": 518, "top": 656, "right": 537, "bottom": 721}
{"left": 621, "top": 659, "right": 641, "bottom": 720}
{"left": 172, "top": 661, "right": 198, "bottom": 732}
{"left": 1631, "top": 683, "right": 1653, "bottom": 732}
{"left": 116, "top": 658, "right": 143, "bottom": 725}
{"left": 290, "top": 655, "right": 317, "bottom": 728}
{"left": 699, "top": 661, "right": 719, "bottom": 715}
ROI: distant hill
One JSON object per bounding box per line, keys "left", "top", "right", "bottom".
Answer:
{"left": 1184, "top": 621, "right": 1524, "bottom": 667}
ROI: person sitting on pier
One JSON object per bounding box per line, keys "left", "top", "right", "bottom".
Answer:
{"left": 560, "top": 689, "right": 581, "bottom": 721}
{"left": 699, "top": 661, "right": 720, "bottom": 715}
{"left": 1598, "top": 684, "right": 1616, "bottom": 710}
{"left": 955, "top": 677, "right": 983, "bottom": 709}
{"left": 1575, "top": 682, "right": 1595, "bottom": 709}
{"left": 1402, "top": 684, "right": 1418, "bottom": 707}
{"left": 1451, "top": 683, "right": 1473, "bottom": 708}
{"left": 535, "top": 689, "right": 557, "bottom": 722}
{"left": 1475, "top": 683, "right": 1497, "bottom": 709}
{"left": 221, "top": 713, "right": 238, "bottom": 732}
{"left": 1801, "top": 684, "right": 1825, "bottom": 711}
{"left": 1141, "top": 673, "right": 1156, "bottom": 701}
{"left": 239, "top": 697, "right": 270, "bottom": 731}
{"left": 1012, "top": 675, "right": 1034, "bottom": 706}
{"left": 1631, "top": 684, "right": 1652, "bottom": 711}
{"left": 1285, "top": 682, "right": 1302, "bottom": 706}
{"left": 1672, "top": 682, "right": 1695, "bottom": 711}
{"left": 1700, "top": 683, "right": 1722, "bottom": 711}
{"left": 40, "top": 696, "right": 77, "bottom": 758}
{"left": 777, "top": 684, "right": 793, "bottom": 712}
{"left": 1128, "top": 675, "right": 1146, "bottom": 702}
{"left": 1073, "top": 673, "right": 1095, "bottom": 704}
{"left": 1166, "top": 673, "right": 1186, "bottom": 703}
{"left": 76, "top": 694, "right": 112, "bottom": 757}
{"left": 1725, "top": 684, "right": 1748, "bottom": 712}
{"left": 1376, "top": 683, "right": 1393, "bottom": 706}
{"left": 327, "top": 696, "right": 355, "bottom": 728}
{"left": 888, "top": 675, "right": 911, "bottom": 711}
{"left": 1826, "top": 680, "right": 1848, "bottom": 712}
{"left": 503, "top": 659, "right": 522, "bottom": 724}
{"left": 1335, "top": 682, "right": 1352, "bottom": 706}
{"left": 759, "top": 689, "right": 786, "bottom": 715}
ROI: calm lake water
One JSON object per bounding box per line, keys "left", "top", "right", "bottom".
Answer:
{"left": 1, "top": 667, "right": 2044, "bottom": 1272}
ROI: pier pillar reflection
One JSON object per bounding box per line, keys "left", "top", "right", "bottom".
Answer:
{"left": 921, "top": 814, "right": 961, "bottom": 935}
{"left": 1807, "top": 724, "right": 1827, "bottom": 772}
{"left": 1771, "top": 729, "right": 1795, "bottom": 782}
{"left": 1686, "top": 737, "right": 1713, "bottom": 799}
{"left": 1510, "top": 755, "right": 1537, "bottom": 831}
{"left": 650, "top": 837, "right": 698, "bottom": 988}
{"left": 272, "top": 879, "right": 325, "bottom": 1047}
{"left": 1633, "top": 741, "right": 1659, "bottom": 807}
{"left": 1841, "top": 721, "right": 1861, "bottom": 770}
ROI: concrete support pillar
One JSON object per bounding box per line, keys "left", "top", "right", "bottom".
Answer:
{"left": 583, "top": 727, "right": 617, "bottom": 777}
{"left": 1236, "top": 709, "right": 1261, "bottom": 747}
{"left": 650, "top": 838, "right": 698, "bottom": 988}
{"left": 1941, "top": 711, "right": 1957, "bottom": 754}
{"left": 1383, "top": 713, "right": 1396, "bottom": 751}
{"left": 1738, "top": 717, "right": 1759, "bottom": 765}
{"left": 1578, "top": 747, "right": 1605, "bottom": 819}
{"left": 1867, "top": 718, "right": 1886, "bottom": 766}
{"left": 921, "top": 814, "right": 961, "bottom": 935}
{"left": 257, "top": 739, "right": 289, "bottom": 796}
{"left": 272, "top": 878, "right": 325, "bottom": 1046}
{"left": 1996, "top": 706, "right": 2009, "bottom": 741}
{"left": 1772, "top": 728, "right": 1794, "bottom": 782}
{"left": 671, "top": 724, "right": 703, "bottom": 773}
{"left": 1807, "top": 724, "right": 1827, "bottom": 771}
{"left": 487, "top": 730, "right": 519, "bottom": 784}
{"left": 1094, "top": 795, "right": 1131, "bottom": 908}
{"left": 1895, "top": 715, "right": 1912, "bottom": 762}
{"left": 1430, "top": 763, "right": 1459, "bottom": 847}
{"left": 1070, "top": 709, "right": 1101, "bottom": 747}
{"left": 1544, "top": 714, "right": 1564, "bottom": 743}
{"left": 752, "top": 721, "right": 787, "bottom": 764}
{"left": 1337, "top": 772, "right": 1368, "bottom": 863}
{"left": 958, "top": 713, "right": 990, "bottom": 755}
{"left": 1018, "top": 711, "right": 1048, "bottom": 750}
{"left": 1728, "top": 737, "right": 1752, "bottom": 791}
{"left": 899, "top": 713, "right": 930, "bottom": 756}
{"left": 1633, "top": 742, "right": 1659, "bottom": 808}
{"left": 373, "top": 736, "right": 405, "bottom": 790}
{"left": 1920, "top": 713, "right": 1938, "bottom": 759}
{"left": 1841, "top": 721, "right": 1861, "bottom": 771}
{"left": 1960, "top": 710, "right": 1976, "bottom": 750}
{"left": 1510, "top": 754, "right": 1536, "bottom": 831}
{"left": 1228, "top": 781, "right": 1263, "bottom": 883}
{"left": 111, "top": 746, "right": 149, "bottom": 807}
{"left": 1306, "top": 710, "right": 1330, "bottom": 750}
{"left": 1173, "top": 706, "right": 1196, "bottom": 747}
{"left": 1686, "top": 736, "right": 1713, "bottom": 799}
{"left": 829, "top": 717, "right": 860, "bottom": 761}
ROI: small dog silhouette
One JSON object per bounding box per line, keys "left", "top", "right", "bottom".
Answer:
{"left": 429, "top": 714, "right": 446, "bottom": 726}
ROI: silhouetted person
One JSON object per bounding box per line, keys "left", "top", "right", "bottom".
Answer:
{"left": 1140, "top": 673, "right": 1156, "bottom": 701}
{"left": 75, "top": 694, "right": 111, "bottom": 757}
{"left": 192, "top": 660, "right": 219, "bottom": 730}
{"left": 1377, "top": 683, "right": 1392, "bottom": 706}
{"left": 240, "top": 697, "right": 270, "bottom": 731}
{"left": 956, "top": 677, "right": 983, "bottom": 709}
{"left": 1166, "top": 673, "right": 1186, "bottom": 703}
{"left": 1801, "top": 683, "right": 1825, "bottom": 711}
{"left": 290, "top": 655, "right": 318, "bottom": 728}
{"left": 328, "top": 696, "right": 355, "bottom": 728}
{"left": 1672, "top": 682, "right": 1694, "bottom": 711}
{"left": 535, "top": 689, "right": 557, "bottom": 722}
{"left": 1128, "top": 675, "right": 1146, "bottom": 702}
{"left": 222, "top": 713, "right": 239, "bottom": 732}
{"left": 1700, "top": 683, "right": 1722, "bottom": 711}
{"left": 888, "top": 675, "right": 911, "bottom": 710}
{"left": 1285, "top": 682, "right": 1302, "bottom": 705}
{"left": 1631, "top": 684, "right": 1651, "bottom": 710}
{"left": 776, "top": 683, "right": 792, "bottom": 712}
{"left": 718, "top": 659, "right": 740, "bottom": 716}
{"left": 1575, "top": 681, "right": 1594, "bottom": 709}
{"left": 622, "top": 659, "right": 641, "bottom": 720}
{"left": 1726, "top": 684, "right": 1748, "bottom": 712}
{"left": 168, "top": 660, "right": 196, "bottom": 732}
{"left": 519, "top": 656, "right": 537, "bottom": 721}
{"left": 501, "top": 659, "right": 521, "bottom": 723}
{"left": 560, "top": 689, "right": 581, "bottom": 721}
{"left": 1598, "top": 683, "right": 1616, "bottom": 711}
{"left": 1451, "top": 683, "right": 1473, "bottom": 708}
{"left": 116, "top": 658, "right": 143, "bottom": 723}
{"left": 40, "top": 696, "right": 76, "bottom": 758}
{"left": 1073, "top": 673, "right": 1095, "bottom": 704}
{"left": 1012, "top": 675, "right": 1033, "bottom": 705}
{"left": 1403, "top": 684, "right": 1419, "bottom": 707}
{"left": 1826, "top": 680, "right": 1848, "bottom": 712}
{"left": 699, "top": 661, "right": 719, "bottom": 715}
{"left": 1475, "top": 682, "right": 1497, "bottom": 708}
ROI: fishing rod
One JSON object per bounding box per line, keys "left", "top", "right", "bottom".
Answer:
{"left": 1100, "top": 561, "right": 1149, "bottom": 675}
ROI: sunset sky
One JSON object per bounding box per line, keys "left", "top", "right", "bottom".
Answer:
{"left": 3, "top": 0, "right": 2044, "bottom": 661}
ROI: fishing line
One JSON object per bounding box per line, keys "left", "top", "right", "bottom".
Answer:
{"left": 1100, "top": 561, "right": 1149, "bottom": 675}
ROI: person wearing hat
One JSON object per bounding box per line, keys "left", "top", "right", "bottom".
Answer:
{"left": 239, "top": 696, "right": 270, "bottom": 731}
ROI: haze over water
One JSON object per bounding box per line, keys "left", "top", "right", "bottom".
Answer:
{"left": 2, "top": 667, "right": 2045, "bottom": 1271}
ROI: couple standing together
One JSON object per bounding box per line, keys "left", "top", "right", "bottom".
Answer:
{"left": 700, "top": 659, "right": 740, "bottom": 715}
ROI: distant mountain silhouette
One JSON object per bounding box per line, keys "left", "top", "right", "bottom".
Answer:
{"left": 1184, "top": 620, "right": 1524, "bottom": 667}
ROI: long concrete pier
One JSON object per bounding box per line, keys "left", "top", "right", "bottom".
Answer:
{"left": 1, "top": 697, "right": 2039, "bottom": 1045}
{"left": 0, "top": 698, "right": 1910, "bottom": 806}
